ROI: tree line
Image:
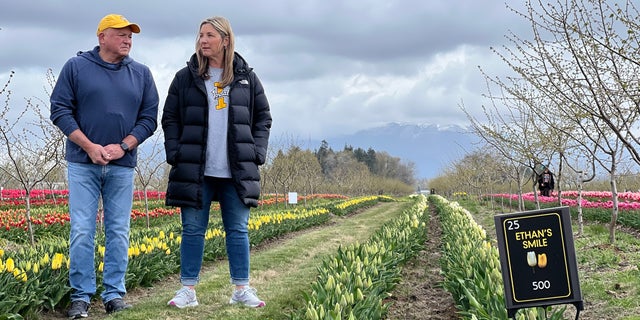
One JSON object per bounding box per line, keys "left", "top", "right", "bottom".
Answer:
{"left": 261, "top": 140, "right": 416, "bottom": 202}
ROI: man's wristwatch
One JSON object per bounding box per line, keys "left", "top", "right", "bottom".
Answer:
{"left": 120, "top": 142, "right": 130, "bottom": 152}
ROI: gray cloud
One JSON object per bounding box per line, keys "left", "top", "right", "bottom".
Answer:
{"left": 1, "top": 0, "right": 528, "bottom": 140}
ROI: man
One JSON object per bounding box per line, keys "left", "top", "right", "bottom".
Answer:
{"left": 50, "top": 14, "right": 158, "bottom": 319}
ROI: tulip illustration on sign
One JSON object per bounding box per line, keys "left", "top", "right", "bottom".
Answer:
{"left": 527, "top": 251, "right": 537, "bottom": 273}
{"left": 537, "top": 253, "right": 548, "bottom": 268}
{"left": 527, "top": 251, "right": 548, "bottom": 273}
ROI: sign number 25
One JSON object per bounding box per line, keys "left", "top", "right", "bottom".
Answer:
{"left": 507, "top": 220, "right": 520, "bottom": 230}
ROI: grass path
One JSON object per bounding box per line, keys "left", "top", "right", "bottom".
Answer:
{"left": 45, "top": 200, "right": 411, "bottom": 320}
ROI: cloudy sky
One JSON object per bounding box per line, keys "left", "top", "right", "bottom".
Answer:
{"left": 0, "top": 0, "right": 529, "bottom": 144}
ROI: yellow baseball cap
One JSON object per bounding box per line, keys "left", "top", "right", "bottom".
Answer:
{"left": 96, "top": 14, "right": 141, "bottom": 36}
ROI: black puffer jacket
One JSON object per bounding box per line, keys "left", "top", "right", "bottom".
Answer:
{"left": 162, "top": 53, "right": 271, "bottom": 208}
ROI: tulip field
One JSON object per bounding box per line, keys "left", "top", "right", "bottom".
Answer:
{"left": 487, "top": 190, "right": 640, "bottom": 229}
{"left": 490, "top": 190, "right": 640, "bottom": 210}
{"left": 4, "top": 188, "right": 634, "bottom": 319}
{"left": 0, "top": 188, "right": 391, "bottom": 319}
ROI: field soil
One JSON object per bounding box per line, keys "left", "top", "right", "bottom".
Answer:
{"left": 384, "top": 205, "right": 459, "bottom": 319}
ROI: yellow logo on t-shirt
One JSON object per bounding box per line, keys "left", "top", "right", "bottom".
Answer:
{"left": 213, "top": 82, "right": 229, "bottom": 110}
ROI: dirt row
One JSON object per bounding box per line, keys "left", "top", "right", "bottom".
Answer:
{"left": 384, "top": 205, "right": 459, "bottom": 319}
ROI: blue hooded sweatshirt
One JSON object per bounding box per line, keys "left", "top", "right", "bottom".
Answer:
{"left": 50, "top": 46, "right": 159, "bottom": 167}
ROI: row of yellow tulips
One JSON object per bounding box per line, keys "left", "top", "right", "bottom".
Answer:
{"left": 431, "top": 196, "right": 565, "bottom": 320}
{"left": 330, "top": 195, "right": 386, "bottom": 216}
{"left": 292, "top": 195, "right": 428, "bottom": 320}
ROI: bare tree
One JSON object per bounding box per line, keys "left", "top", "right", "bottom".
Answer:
{"left": 134, "top": 132, "right": 166, "bottom": 228}
{"left": 271, "top": 148, "right": 299, "bottom": 207}
{"left": 258, "top": 133, "right": 283, "bottom": 208}
{"left": 0, "top": 69, "right": 65, "bottom": 245}
{"left": 40, "top": 163, "right": 67, "bottom": 202}
{"left": 291, "top": 149, "right": 323, "bottom": 206}
{"left": 560, "top": 145, "right": 597, "bottom": 235}
{"left": 460, "top": 91, "right": 554, "bottom": 210}
{"left": 328, "top": 151, "right": 371, "bottom": 195}
{"left": 491, "top": 0, "right": 639, "bottom": 243}
{"left": 260, "top": 133, "right": 295, "bottom": 207}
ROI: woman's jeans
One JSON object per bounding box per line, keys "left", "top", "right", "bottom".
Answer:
{"left": 180, "top": 177, "right": 251, "bottom": 286}
{"left": 67, "top": 162, "right": 134, "bottom": 303}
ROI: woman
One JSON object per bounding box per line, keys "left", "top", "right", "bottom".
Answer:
{"left": 162, "top": 16, "right": 272, "bottom": 309}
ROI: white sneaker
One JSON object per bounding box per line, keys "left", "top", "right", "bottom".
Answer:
{"left": 168, "top": 286, "right": 198, "bottom": 308}
{"left": 229, "top": 286, "right": 266, "bottom": 308}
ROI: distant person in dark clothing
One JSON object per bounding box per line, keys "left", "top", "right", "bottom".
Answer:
{"left": 538, "top": 167, "right": 555, "bottom": 197}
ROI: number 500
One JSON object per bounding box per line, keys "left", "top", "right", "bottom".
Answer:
{"left": 532, "top": 280, "right": 551, "bottom": 290}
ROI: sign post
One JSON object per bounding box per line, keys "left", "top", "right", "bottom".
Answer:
{"left": 494, "top": 206, "right": 583, "bottom": 318}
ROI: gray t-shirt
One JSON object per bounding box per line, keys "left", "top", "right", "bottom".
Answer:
{"left": 204, "top": 67, "right": 231, "bottom": 178}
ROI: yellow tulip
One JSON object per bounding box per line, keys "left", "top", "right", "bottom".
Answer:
{"left": 305, "top": 307, "right": 319, "bottom": 320}
{"left": 13, "top": 268, "right": 27, "bottom": 282}
{"left": 537, "top": 253, "right": 548, "bottom": 268}
{"left": 51, "top": 253, "right": 64, "bottom": 270}
{"left": 6, "top": 257, "right": 15, "bottom": 272}
{"left": 355, "top": 288, "right": 364, "bottom": 301}
{"left": 41, "top": 252, "right": 50, "bottom": 265}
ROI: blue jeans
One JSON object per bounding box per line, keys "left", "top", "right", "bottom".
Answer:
{"left": 180, "top": 177, "right": 250, "bottom": 286}
{"left": 67, "top": 162, "right": 134, "bottom": 303}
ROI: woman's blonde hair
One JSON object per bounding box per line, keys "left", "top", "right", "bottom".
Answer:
{"left": 196, "top": 16, "right": 235, "bottom": 87}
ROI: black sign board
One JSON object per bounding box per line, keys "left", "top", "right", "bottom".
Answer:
{"left": 494, "top": 206, "right": 583, "bottom": 318}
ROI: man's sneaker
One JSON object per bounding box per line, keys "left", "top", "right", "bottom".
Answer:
{"left": 229, "top": 286, "right": 266, "bottom": 308}
{"left": 168, "top": 286, "right": 199, "bottom": 308}
{"left": 104, "top": 298, "right": 132, "bottom": 314}
{"left": 67, "top": 300, "right": 89, "bottom": 319}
